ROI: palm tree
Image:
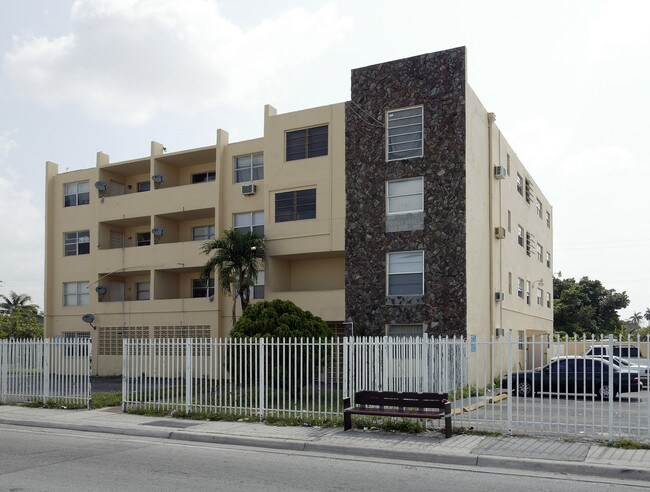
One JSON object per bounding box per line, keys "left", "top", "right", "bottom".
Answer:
{"left": 200, "top": 229, "right": 265, "bottom": 325}
{"left": 0, "top": 291, "right": 39, "bottom": 316}
{"left": 644, "top": 308, "right": 650, "bottom": 327}
{"left": 629, "top": 311, "right": 643, "bottom": 327}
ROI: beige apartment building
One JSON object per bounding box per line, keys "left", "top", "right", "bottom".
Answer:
{"left": 44, "top": 47, "right": 553, "bottom": 375}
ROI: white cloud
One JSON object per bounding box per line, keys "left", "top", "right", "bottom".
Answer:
{"left": 0, "top": 136, "right": 44, "bottom": 307}
{"left": 4, "top": 0, "right": 353, "bottom": 125}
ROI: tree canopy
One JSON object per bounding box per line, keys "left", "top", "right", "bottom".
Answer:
{"left": 0, "top": 309, "right": 43, "bottom": 339}
{"left": 231, "top": 299, "right": 331, "bottom": 339}
{"left": 0, "top": 291, "right": 39, "bottom": 316}
{"left": 553, "top": 277, "right": 629, "bottom": 335}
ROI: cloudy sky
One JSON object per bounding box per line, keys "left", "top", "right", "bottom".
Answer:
{"left": 1, "top": 0, "right": 648, "bottom": 321}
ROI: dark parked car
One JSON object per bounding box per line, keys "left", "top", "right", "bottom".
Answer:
{"left": 502, "top": 356, "right": 641, "bottom": 399}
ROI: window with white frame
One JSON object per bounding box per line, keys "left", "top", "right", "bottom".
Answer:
{"left": 64, "top": 281, "right": 89, "bottom": 306}
{"left": 517, "top": 277, "right": 524, "bottom": 299}
{"left": 546, "top": 251, "right": 551, "bottom": 268}
{"left": 64, "top": 181, "right": 90, "bottom": 207}
{"left": 546, "top": 292, "right": 551, "bottom": 308}
{"left": 387, "top": 251, "right": 424, "bottom": 296}
{"left": 253, "top": 271, "right": 265, "bottom": 300}
{"left": 386, "top": 177, "right": 423, "bottom": 215}
{"left": 546, "top": 210, "right": 551, "bottom": 228}
{"left": 536, "top": 244, "right": 543, "bottom": 262}
{"left": 234, "top": 211, "right": 264, "bottom": 236}
{"left": 516, "top": 174, "right": 523, "bottom": 196}
{"left": 526, "top": 281, "right": 531, "bottom": 305}
{"left": 275, "top": 189, "right": 316, "bottom": 222}
{"left": 192, "top": 225, "right": 215, "bottom": 241}
{"left": 192, "top": 171, "right": 216, "bottom": 183}
{"left": 518, "top": 330, "right": 525, "bottom": 350}
{"left": 536, "top": 199, "right": 542, "bottom": 218}
{"left": 136, "top": 232, "right": 150, "bottom": 246}
{"left": 386, "top": 106, "right": 423, "bottom": 161}
{"left": 234, "top": 153, "right": 264, "bottom": 183}
{"left": 537, "top": 288, "right": 543, "bottom": 305}
{"left": 192, "top": 278, "right": 214, "bottom": 298}
{"left": 517, "top": 225, "right": 524, "bottom": 247}
{"left": 64, "top": 230, "right": 90, "bottom": 256}
{"left": 386, "top": 324, "right": 425, "bottom": 337}
{"left": 136, "top": 282, "right": 150, "bottom": 300}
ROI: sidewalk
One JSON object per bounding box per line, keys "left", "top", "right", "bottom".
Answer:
{"left": 0, "top": 404, "right": 649, "bottom": 482}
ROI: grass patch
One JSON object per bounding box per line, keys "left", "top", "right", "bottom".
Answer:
{"left": 452, "top": 427, "right": 502, "bottom": 437}
{"left": 91, "top": 392, "right": 121, "bottom": 409}
{"left": 608, "top": 438, "right": 650, "bottom": 450}
{"left": 347, "top": 416, "right": 426, "bottom": 434}
{"left": 21, "top": 399, "right": 87, "bottom": 410}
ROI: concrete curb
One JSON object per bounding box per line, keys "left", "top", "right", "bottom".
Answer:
{"left": 2, "top": 417, "right": 649, "bottom": 482}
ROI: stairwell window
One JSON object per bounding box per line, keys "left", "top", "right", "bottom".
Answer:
{"left": 275, "top": 189, "right": 316, "bottom": 222}
{"left": 386, "top": 106, "right": 423, "bottom": 161}
{"left": 192, "top": 278, "right": 214, "bottom": 298}
{"left": 286, "top": 125, "right": 328, "bottom": 161}
{"left": 386, "top": 177, "right": 423, "bottom": 214}
{"left": 234, "top": 211, "right": 264, "bottom": 236}
{"left": 64, "top": 181, "right": 90, "bottom": 207}
{"left": 64, "top": 230, "right": 90, "bottom": 256}
{"left": 387, "top": 251, "right": 424, "bottom": 296}
{"left": 234, "top": 153, "right": 264, "bottom": 183}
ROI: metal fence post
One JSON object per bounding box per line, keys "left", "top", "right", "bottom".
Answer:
{"left": 87, "top": 339, "right": 93, "bottom": 410}
{"left": 259, "top": 338, "right": 265, "bottom": 421}
{"left": 343, "top": 337, "right": 349, "bottom": 399}
{"left": 43, "top": 339, "right": 50, "bottom": 404}
{"left": 1, "top": 341, "right": 6, "bottom": 404}
{"left": 122, "top": 339, "right": 128, "bottom": 413}
{"left": 506, "top": 331, "right": 513, "bottom": 436}
{"left": 608, "top": 334, "right": 614, "bottom": 440}
{"left": 186, "top": 338, "right": 192, "bottom": 414}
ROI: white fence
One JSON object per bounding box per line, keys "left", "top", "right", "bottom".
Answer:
{"left": 122, "top": 334, "right": 650, "bottom": 440}
{"left": 0, "top": 338, "right": 92, "bottom": 407}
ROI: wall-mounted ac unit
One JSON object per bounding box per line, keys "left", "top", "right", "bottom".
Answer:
{"left": 495, "top": 292, "right": 505, "bottom": 302}
{"left": 494, "top": 166, "right": 507, "bottom": 179}
{"left": 495, "top": 328, "right": 505, "bottom": 337}
{"left": 495, "top": 227, "right": 506, "bottom": 239}
{"left": 241, "top": 184, "right": 256, "bottom": 196}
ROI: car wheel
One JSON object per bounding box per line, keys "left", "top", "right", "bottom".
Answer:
{"left": 515, "top": 379, "right": 533, "bottom": 397}
{"left": 597, "top": 384, "right": 618, "bottom": 400}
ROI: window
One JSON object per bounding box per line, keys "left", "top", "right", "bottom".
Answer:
{"left": 537, "top": 288, "right": 543, "bottom": 305}
{"left": 546, "top": 211, "right": 551, "bottom": 228}
{"left": 546, "top": 251, "right": 551, "bottom": 268}
{"left": 526, "top": 232, "right": 535, "bottom": 256}
{"left": 516, "top": 174, "right": 523, "bottom": 195}
{"left": 536, "top": 199, "right": 542, "bottom": 218}
{"left": 192, "top": 171, "right": 216, "bottom": 183}
{"left": 64, "top": 181, "right": 89, "bottom": 207}
{"left": 137, "top": 232, "right": 150, "bottom": 246}
{"left": 526, "top": 281, "right": 531, "bottom": 305}
{"left": 64, "top": 281, "right": 89, "bottom": 306}
{"left": 275, "top": 189, "right": 316, "bottom": 222}
{"left": 62, "top": 331, "right": 90, "bottom": 356}
{"left": 136, "top": 282, "right": 150, "bottom": 300}
{"left": 508, "top": 272, "right": 512, "bottom": 294}
{"left": 517, "top": 278, "right": 524, "bottom": 299}
{"left": 386, "top": 106, "right": 423, "bottom": 161}
{"left": 536, "top": 244, "right": 543, "bottom": 262}
{"left": 286, "top": 125, "right": 328, "bottom": 161}
{"left": 525, "top": 178, "right": 533, "bottom": 203}
{"left": 234, "top": 153, "right": 264, "bottom": 183}
{"left": 253, "top": 271, "right": 265, "bottom": 300}
{"left": 64, "top": 230, "right": 90, "bottom": 256}
{"left": 518, "top": 330, "right": 525, "bottom": 350}
{"left": 386, "top": 177, "right": 423, "bottom": 214}
{"left": 137, "top": 181, "right": 150, "bottom": 192}
{"left": 386, "top": 324, "right": 425, "bottom": 337}
{"left": 546, "top": 292, "right": 551, "bottom": 308}
{"left": 192, "top": 225, "right": 215, "bottom": 241}
{"left": 192, "top": 278, "right": 214, "bottom": 298}
{"left": 234, "top": 211, "right": 264, "bottom": 236}
{"left": 387, "top": 251, "right": 424, "bottom": 296}
{"left": 110, "top": 231, "right": 124, "bottom": 249}
{"left": 517, "top": 226, "right": 524, "bottom": 247}
{"left": 110, "top": 180, "right": 125, "bottom": 196}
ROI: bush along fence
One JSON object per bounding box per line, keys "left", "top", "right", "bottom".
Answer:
{"left": 0, "top": 338, "right": 92, "bottom": 408}
{"left": 122, "top": 334, "right": 650, "bottom": 440}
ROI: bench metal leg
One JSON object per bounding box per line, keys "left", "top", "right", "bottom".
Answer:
{"left": 444, "top": 402, "right": 452, "bottom": 438}
{"left": 343, "top": 398, "right": 352, "bottom": 431}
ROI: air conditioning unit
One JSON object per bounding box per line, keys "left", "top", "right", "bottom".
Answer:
{"left": 494, "top": 166, "right": 507, "bottom": 179}
{"left": 495, "top": 328, "right": 505, "bottom": 337}
{"left": 495, "top": 227, "right": 506, "bottom": 239}
{"left": 495, "top": 292, "right": 505, "bottom": 302}
{"left": 241, "top": 184, "right": 256, "bottom": 196}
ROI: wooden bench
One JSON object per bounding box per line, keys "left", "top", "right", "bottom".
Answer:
{"left": 343, "top": 391, "right": 452, "bottom": 438}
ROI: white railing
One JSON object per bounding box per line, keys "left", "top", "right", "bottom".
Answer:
{"left": 0, "top": 338, "right": 92, "bottom": 407}
{"left": 122, "top": 334, "right": 650, "bottom": 440}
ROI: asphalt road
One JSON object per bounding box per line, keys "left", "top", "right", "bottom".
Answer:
{"left": 1, "top": 425, "right": 648, "bottom": 491}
